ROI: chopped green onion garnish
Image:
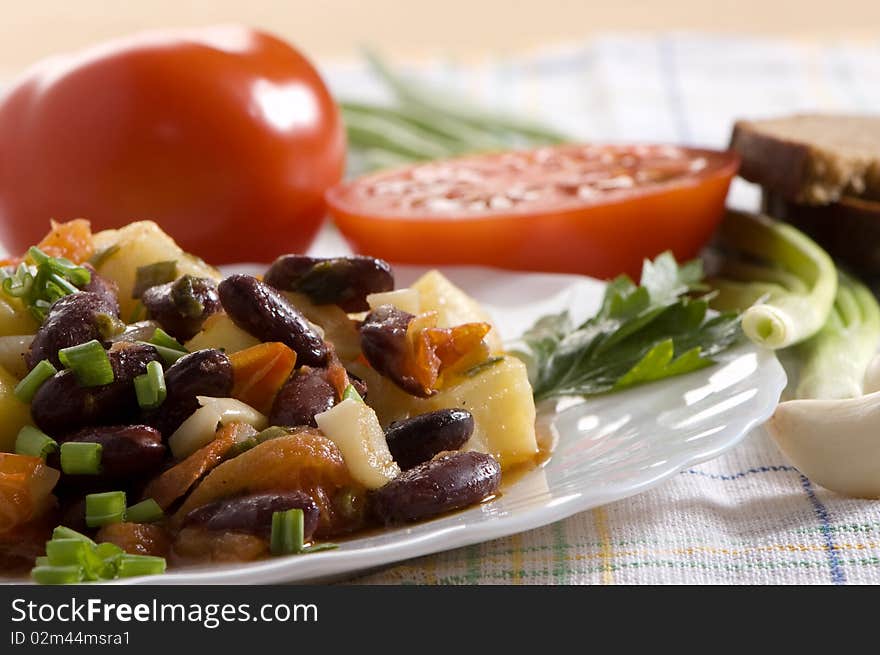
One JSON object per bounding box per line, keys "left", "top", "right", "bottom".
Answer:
{"left": 125, "top": 498, "right": 164, "bottom": 524}
{"left": 132, "top": 260, "right": 177, "bottom": 299}
{"left": 31, "top": 565, "right": 84, "bottom": 585}
{"left": 150, "top": 327, "right": 187, "bottom": 353}
{"left": 115, "top": 554, "right": 167, "bottom": 578}
{"left": 342, "top": 384, "right": 364, "bottom": 403}
{"left": 35, "top": 556, "right": 49, "bottom": 567}
{"left": 14, "top": 426, "right": 57, "bottom": 459}
{"left": 256, "top": 426, "right": 294, "bottom": 443}
{"left": 52, "top": 525, "right": 96, "bottom": 546}
{"left": 85, "top": 491, "right": 127, "bottom": 528}
{"left": 45, "top": 538, "right": 90, "bottom": 567}
{"left": 270, "top": 508, "right": 305, "bottom": 555}
{"left": 138, "top": 341, "right": 186, "bottom": 365}
{"left": 58, "top": 340, "right": 114, "bottom": 387}
{"left": 60, "top": 442, "right": 102, "bottom": 475}
{"left": 134, "top": 360, "right": 166, "bottom": 409}
{"left": 14, "top": 359, "right": 58, "bottom": 402}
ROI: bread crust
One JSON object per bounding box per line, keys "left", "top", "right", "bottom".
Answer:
{"left": 731, "top": 114, "right": 880, "bottom": 205}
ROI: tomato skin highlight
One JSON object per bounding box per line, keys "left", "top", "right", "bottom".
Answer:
{"left": 327, "top": 145, "right": 739, "bottom": 280}
{"left": 0, "top": 25, "right": 345, "bottom": 264}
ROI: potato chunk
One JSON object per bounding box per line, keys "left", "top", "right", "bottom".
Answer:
{"left": 92, "top": 221, "right": 221, "bottom": 319}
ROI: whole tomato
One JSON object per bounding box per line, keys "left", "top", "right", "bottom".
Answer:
{"left": 0, "top": 25, "right": 345, "bottom": 263}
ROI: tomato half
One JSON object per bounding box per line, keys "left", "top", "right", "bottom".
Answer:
{"left": 327, "top": 144, "right": 739, "bottom": 279}
{"left": 0, "top": 25, "right": 345, "bottom": 264}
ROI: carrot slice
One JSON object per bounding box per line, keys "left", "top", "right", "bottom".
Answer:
{"left": 141, "top": 422, "right": 254, "bottom": 510}
{"left": 35, "top": 219, "right": 94, "bottom": 264}
{"left": 229, "top": 342, "right": 297, "bottom": 414}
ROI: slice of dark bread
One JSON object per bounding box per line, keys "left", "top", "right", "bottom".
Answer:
{"left": 731, "top": 114, "right": 880, "bottom": 205}
{"left": 764, "top": 191, "right": 880, "bottom": 278}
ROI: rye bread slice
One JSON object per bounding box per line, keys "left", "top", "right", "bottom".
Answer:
{"left": 764, "top": 191, "right": 880, "bottom": 278}
{"left": 731, "top": 114, "right": 880, "bottom": 205}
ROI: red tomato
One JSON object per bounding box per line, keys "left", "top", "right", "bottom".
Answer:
{"left": 0, "top": 25, "right": 345, "bottom": 264}
{"left": 327, "top": 144, "right": 739, "bottom": 279}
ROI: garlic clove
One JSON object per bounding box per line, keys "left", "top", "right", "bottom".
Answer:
{"left": 767, "top": 394, "right": 880, "bottom": 498}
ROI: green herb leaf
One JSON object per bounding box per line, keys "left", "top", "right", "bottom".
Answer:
{"left": 515, "top": 252, "right": 741, "bottom": 401}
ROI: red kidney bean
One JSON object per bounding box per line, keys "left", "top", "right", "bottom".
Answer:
{"left": 141, "top": 275, "right": 221, "bottom": 342}
{"left": 269, "top": 366, "right": 337, "bottom": 428}
{"left": 31, "top": 342, "right": 160, "bottom": 434}
{"left": 51, "top": 425, "right": 166, "bottom": 479}
{"left": 385, "top": 409, "right": 474, "bottom": 470}
{"left": 359, "top": 305, "right": 429, "bottom": 397}
{"left": 26, "top": 291, "right": 122, "bottom": 369}
{"left": 183, "top": 491, "right": 320, "bottom": 541}
{"left": 81, "top": 264, "right": 120, "bottom": 317}
{"left": 264, "top": 255, "right": 394, "bottom": 312}
{"left": 147, "top": 349, "right": 233, "bottom": 438}
{"left": 218, "top": 274, "right": 328, "bottom": 367}
{"left": 371, "top": 451, "right": 501, "bottom": 524}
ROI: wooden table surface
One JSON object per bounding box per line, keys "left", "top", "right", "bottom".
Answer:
{"left": 0, "top": 0, "right": 876, "bottom": 73}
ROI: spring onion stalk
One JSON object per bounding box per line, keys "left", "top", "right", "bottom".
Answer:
{"left": 45, "top": 539, "right": 91, "bottom": 567}
{"left": 31, "top": 565, "right": 84, "bottom": 585}
{"left": 362, "top": 49, "right": 569, "bottom": 144}
{"left": 52, "top": 526, "right": 96, "bottom": 545}
{"left": 794, "top": 271, "right": 880, "bottom": 400}
{"left": 708, "top": 210, "right": 837, "bottom": 349}
{"left": 270, "top": 509, "right": 305, "bottom": 555}
{"left": 85, "top": 491, "right": 127, "bottom": 527}
{"left": 60, "top": 442, "right": 102, "bottom": 475}
{"left": 14, "top": 359, "right": 58, "bottom": 402}
{"left": 58, "top": 340, "right": 114, "bottom": 387}
{"left": 139, "top": 341, "right": 186, "bottom": 365}
{"left": 115, "top": 555, "right": 167, "bottom": 578}
{"left": 342, "top": 384, "right": 364, "bottom": 403}
{"left": 132, "top": 260, "right": 177, "bottom": 299}
{"left": 341, "top": 50, "right": 569, "bottom": 173}
{"left": 14, "top": 426, "right": 57, "bottom": 459}
{"left": 125, "top": 498, "right": 164, "bottom": 524}
{"left": 149, "top": 327, "right": 187, "bottom": 353}
{"left": 134, "top": 360, "right": 166, "bottom": 410}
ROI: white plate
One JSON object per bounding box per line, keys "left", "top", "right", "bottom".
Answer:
{"left": 129, "top": 265, "right": 785, "bottom": 584}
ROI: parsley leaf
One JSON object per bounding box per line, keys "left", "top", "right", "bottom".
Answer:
{"left": 515, "top": 252, "right": 741, "bottom": 401}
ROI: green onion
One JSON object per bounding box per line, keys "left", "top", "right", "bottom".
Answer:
{"left": 35, "top": 556, "right": 49, "bottom": 567}
{"left": 89, "top": 245, "right": 119, "bottom": 269}
{"left": 58, "top": 340, "right": 114, "bottom": 387}
{"left": 31, "top": 565, "right": 84, "bottom": 585}
{"left": 270, "top": 509, "right": 305, "bottom": 555}
{"left": 134, "top": 360, "right": 166, "bottom": 409}
{"left": 150, "top": 327, "right": 187, "bottom": 353}
{"left": 45, "top": 538, "right": 90, "bottom": 567}
{"left": 342, "top": 384, "right": 364, "bottom": 403}
{"left": 115, "top": 554, "right": 166, "bottom": 578}
{"left": 14, "top": 359, "right": 58, "bottom": 402}
{"left": 139, "top": 341, "right": 186, "bottom": 365}
{"left": 52, "top": 526, "right": 96, "bottom": 545}
{"left": 60, "top": 442, "right": 102, "bottom": 475}
{"left": 125, "top": 498, "right": 164, "bottom": 524}
{"left": 85, "top": 491, "right": 127, "bottom": 527}
{"left": 14, "top": 426, "right": 57, "bottom": 459}
{"left": 132, "top": 260, "right": 177, "bottom": 299}
{"left": 709, "top": 211, "right": 837, "bottom": 349}
{"left": 795, "top": 270, "right": 880, "bottom": 399}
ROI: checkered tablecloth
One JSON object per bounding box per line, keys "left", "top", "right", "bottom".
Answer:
{"left": 322, "top": 33, "right": 880, "bottom": 585}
